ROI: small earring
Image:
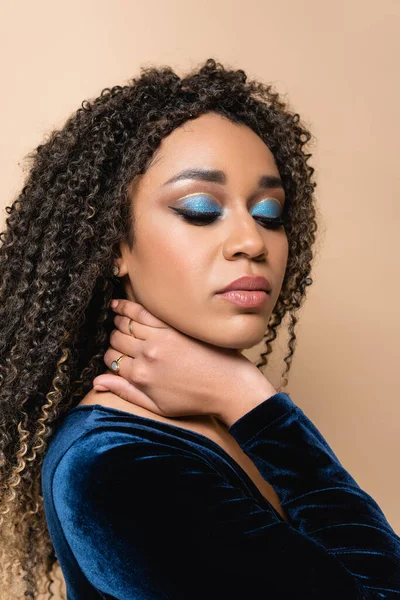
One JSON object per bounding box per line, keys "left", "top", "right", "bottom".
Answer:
{"left": 112, "top": 265, "right": 120, "bottom": 277}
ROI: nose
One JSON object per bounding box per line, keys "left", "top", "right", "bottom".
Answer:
{"left": 221, "top": 209, "right": 268, "bottom": 262}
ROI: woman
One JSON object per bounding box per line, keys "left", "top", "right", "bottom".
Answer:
{"left": 0, "top": 58, "right": 398, "bottom": 599}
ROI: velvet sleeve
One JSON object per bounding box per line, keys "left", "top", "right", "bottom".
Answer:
{"left": 52, "top": 393, "right": 400, "bottom": 600}
{"left": 228, "top": 392, "right": 400, "bottom": 598}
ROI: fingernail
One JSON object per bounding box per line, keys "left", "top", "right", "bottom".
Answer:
{"left": 94, "top": 385, "right": 109, "bottom": 391}
{"left": 110, "top": 300, "right": 119, "bottom": 308}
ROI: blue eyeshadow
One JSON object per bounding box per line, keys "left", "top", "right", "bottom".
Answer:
{"left": 179, "top": 194, "right": 282, "bottom": 217}
{"left": 251, "top": 198, "right": 281, "bottom": 218}
{"left": 179, "top": 194, "right": 220, "bottom": 214}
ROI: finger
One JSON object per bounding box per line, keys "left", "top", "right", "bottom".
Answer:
{"left": 92, "top": 374, "right": 163, "bottom": 415}
{"left": 111, "top": 299, "right": 168, "bottom": 329}
{"left": 113, "top": 314, "right": 156, "bottom": 340}
{"left": 103, "top": 346, "right": 137, "bottom": 381}
{"left": 109, "top": 328, "right": 143, "bottom": 357}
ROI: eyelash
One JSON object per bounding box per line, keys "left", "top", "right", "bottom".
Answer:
{"left": 172, "top": 208, "right": 285, "bottom": 230}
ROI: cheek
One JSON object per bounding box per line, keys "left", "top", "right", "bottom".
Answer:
{"left": 133, "top": 223, "right": 207, "bottom": 315}
{"left": 278, "top": 234, "right": 289, "bottom": 269}
{"left": 272, "top": 235, "right": 289, "bottom": 293}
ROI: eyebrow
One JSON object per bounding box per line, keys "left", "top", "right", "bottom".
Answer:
{"left": 161, "top": 168, "right": 284, "bottom": 191}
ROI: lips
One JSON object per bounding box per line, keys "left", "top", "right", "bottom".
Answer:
{"left": 217, "top": 275, "right": 272, "bottom": 294}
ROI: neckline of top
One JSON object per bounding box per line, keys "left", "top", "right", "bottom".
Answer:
{"left": 69, "top": 403, "right": 285, "bottom": 522}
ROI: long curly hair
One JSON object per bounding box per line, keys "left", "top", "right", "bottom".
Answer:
{"left": 0, "top": 57, "right": 319, "bottom": 598}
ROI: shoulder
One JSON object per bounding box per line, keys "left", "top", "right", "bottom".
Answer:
{"left": 42, "top": 396, "right": 167, "bottom": 492}
{"left": 50, "top": 411, "right": 220, "bottom": 531}
{"left": 45, "top": 391, "right": 227, "bottom": 515}
{"left": 49, "top": 403, "right": 213, "bottom": 493}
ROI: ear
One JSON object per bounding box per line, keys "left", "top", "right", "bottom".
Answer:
{"left": 113, "top": 239, "right": 131, "bottom": 279}
{"left": 112, "top": 240, "right": 138, "bottom": 304}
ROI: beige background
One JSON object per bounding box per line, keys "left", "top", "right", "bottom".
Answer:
{"left": 1, "top": 0, "right": 399, "bottom": 583}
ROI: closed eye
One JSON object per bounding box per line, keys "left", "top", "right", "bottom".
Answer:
{"left": 169, "top": 207, "right": 285, "bottom": 230}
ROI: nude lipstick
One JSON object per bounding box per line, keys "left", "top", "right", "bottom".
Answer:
{"left": 216, "top": 275, "right": 271, "bottom": 308}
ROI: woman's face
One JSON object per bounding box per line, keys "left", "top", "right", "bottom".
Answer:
{"left": 117, "top": 111, "right": 288, "bottom": 351}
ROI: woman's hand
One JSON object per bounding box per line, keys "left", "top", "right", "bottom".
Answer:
{"left": 92, "top": 299, "right": 277, "bottom": 424}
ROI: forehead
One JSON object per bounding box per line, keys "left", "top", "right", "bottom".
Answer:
{"left": 136, "top": 112, "right": 280, "bottom": 191}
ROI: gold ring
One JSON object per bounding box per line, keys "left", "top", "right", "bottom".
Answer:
{"left": 111, "top": 354, "right": 125, "bottom": 375}
{"left": 128, "top": 318, "right": 135, "bottom": 337}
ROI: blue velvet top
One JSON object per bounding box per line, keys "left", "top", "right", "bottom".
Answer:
{"left": 41, "top": 391, "right": 400, "bottom": 599}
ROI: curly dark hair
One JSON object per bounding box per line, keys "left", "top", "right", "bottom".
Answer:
{"left": 0, "top": 57, "right": 319, "bottom": 598}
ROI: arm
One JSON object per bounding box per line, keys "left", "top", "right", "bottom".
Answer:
{"left": 53, "top": 423, "right": 397, "bottom": 600}
{"left": 228, "top": 391, "right": 400, "bottom": 598}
